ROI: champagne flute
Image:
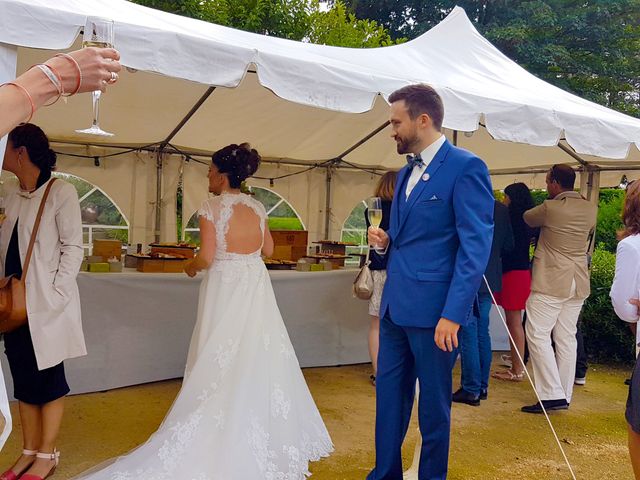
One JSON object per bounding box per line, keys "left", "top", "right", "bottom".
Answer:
{"left": 76, "top": 17, "right": 115, "bottom": 137}
{"left": 367, "top": 197, "right": 384, "bottom": 253}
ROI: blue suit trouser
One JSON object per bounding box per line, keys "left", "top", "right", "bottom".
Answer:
{"left": 367, "top": 313, "right": 457, "bottom": 480}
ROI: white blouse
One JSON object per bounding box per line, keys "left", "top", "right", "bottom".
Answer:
{"left": 610, "top": 233, "right": 640, "bottom": 347}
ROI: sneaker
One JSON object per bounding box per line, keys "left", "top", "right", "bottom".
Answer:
{"left": 479, "top": 389, "right": 488, "bottom": 400}
{"left": 574, "top": 377, "right": 586, "bottom": 386}
{"left": 521, "top": 399, "right": 569, "bottom": 414}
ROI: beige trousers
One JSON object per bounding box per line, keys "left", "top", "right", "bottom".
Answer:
{"left": 525, "top": 280, "right": 585, "bottom": 404}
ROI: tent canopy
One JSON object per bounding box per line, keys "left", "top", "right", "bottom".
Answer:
{"left": 2, "top": 0, "right": 640, "bottom": 246}
{"left": 1, "top": 0, "right": 639, "bottom": 172}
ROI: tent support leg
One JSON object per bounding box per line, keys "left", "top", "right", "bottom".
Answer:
{"left": 580, "top": 166, "right": 600, "bottom": 257}
{"left": 153, "top": 86, "right": 216, "bottom": 244}
{"left": 324, "top": 165, "right": 333, "bottom": 239}
{"left": 155, "top": 149, "right": 163, "bottom": 243}
{"left": 579, "top": 166, "right": 600, "bottom": 204}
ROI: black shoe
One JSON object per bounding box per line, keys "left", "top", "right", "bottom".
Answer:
{"left": 479, "top": 389, "right": 488, "bottom": 400}
{"left": 625, "top": 378, "right": 632, "bottom": 386}
{"left": 452, "top": 388, "right": 480, "bottom": 406}
{"left": 521, "top": 399, "right": 569, "bottom": 414}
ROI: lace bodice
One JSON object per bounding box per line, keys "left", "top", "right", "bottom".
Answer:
{"left": 197, "top": 192, "right": 267, "bottom": 262}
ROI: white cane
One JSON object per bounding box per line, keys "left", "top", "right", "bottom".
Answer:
{"left": 402, "top": 382, "right": 420, "bottom": 479}
{"left": 403, "top": 275, "right": 577, "bottom": 480}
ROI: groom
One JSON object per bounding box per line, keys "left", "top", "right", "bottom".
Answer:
{"left": 368, "top": 84, "right": 494, "bottom": 479}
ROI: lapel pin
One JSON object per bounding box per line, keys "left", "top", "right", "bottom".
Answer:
{"left": 422, "top": 173, "right": 430, "bottom": 182}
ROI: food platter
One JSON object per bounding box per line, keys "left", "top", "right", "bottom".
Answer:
{"left": 263, "top": 259, "right": 296, "bottom": 270}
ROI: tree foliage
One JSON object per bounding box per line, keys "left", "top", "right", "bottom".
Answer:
{"left": 342, "top": 0, "right": 640, "bottom": 117}
{"left": 130, "top": 0, "right": 397, "bottom": 47}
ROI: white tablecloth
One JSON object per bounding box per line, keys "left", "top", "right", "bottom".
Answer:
{"left": 1, "top": 269, "right": 371, "bottom": 395}
{"left": 0, "top": 268, "right": 509, "bottom": 396}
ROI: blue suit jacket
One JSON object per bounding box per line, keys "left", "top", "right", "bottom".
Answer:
{"left": 380, "top": 139, "right": 494, "bottom": 328}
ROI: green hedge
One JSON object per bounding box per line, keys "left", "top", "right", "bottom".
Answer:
{"left": 582, "top": 246, "right": 636, "bottom": 364}
{"left": 594, "top": 190, "right": 624, "bottom": 253}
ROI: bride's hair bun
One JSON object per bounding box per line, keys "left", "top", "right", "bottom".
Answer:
{"left": 211, "top": 143, "right": 261, "bottom": 188}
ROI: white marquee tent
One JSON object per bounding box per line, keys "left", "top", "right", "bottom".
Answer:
{"left": 1, "top": 0, "right": 640, "bottom": 245}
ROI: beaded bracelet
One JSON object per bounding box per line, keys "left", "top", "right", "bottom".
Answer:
{"left": 54, "top": 53, "right": 82, "bottom": 95}
{"left": 0, "top": 82, "right": 35, "bottom": 123}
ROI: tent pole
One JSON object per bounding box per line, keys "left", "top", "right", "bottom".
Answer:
{"left": 580, "top": 167, "right": 600, "bottom": 257}
{"left": 153, "top": 86, "right": 216, "bottom": 244}
{"left": 324, "top": 165, "right": 333, "bottom": 239}
{"left": 162, "top": 87, "right": 216, "bottom": 145}
{"left": 335, "top": 121, "right": 390, "bottom": 160}
{"left": 155, "top": 149, "right": 163, "bottom": 243}
{"left": 557, "top": 142, "right": 588, "bottom": 166}
{"left": 579, "top": 165, "right": 601, "bottom": 204}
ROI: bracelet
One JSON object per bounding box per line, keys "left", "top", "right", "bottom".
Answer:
{"left": 54, "top": 53, "right": 82, "bottom": 95}
{"left": 0, "top": 82, "right": 35, "bottom": 123}
{"left": 35, "top": 64, "right": 64, "bottom": 106}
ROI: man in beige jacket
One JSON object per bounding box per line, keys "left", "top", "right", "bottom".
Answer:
{"left": 522, "top": 164, "right": 597, "bottom": 414}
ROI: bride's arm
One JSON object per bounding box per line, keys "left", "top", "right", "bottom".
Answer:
{"left": 184, "top": 217, "right": 216, "bottom": 277}
{"left": 262, "top": 225, "right": 274, "bottom": 257}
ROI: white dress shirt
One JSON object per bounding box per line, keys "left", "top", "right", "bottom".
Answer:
{"left": 610, "top": 233, "right": 640, "bottom": 347}
{"left": 405, "top": 134, "right": 447, "bottom": 199}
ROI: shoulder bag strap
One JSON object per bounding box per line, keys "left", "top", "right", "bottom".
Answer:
{"left": 20, "top": 178, "right": 57, "bottom": 282}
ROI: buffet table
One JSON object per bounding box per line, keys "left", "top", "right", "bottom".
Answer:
{"left": 0, "top": 268, "right": 509, "bottom": 396}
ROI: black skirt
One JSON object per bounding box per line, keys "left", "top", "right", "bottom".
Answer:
{"left": 626, "top": 351, "right": 640, "bottom": 434}
{"left": 4, "top": 324, "right": 69, "bottom": 405}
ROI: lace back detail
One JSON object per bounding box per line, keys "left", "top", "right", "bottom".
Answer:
{"left": 198, "top": 193, "right": 267, "bottom": 262}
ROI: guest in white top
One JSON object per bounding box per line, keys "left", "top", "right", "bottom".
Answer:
{"left": 609, "top": 179, "right": 640, "bottom": 480}
{"left": 0, "top": 124, "right": 85, "bottom": 480}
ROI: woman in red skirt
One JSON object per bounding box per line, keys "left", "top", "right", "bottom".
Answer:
{"left": 493, "top": 183, "right": 538, "bottom": 381}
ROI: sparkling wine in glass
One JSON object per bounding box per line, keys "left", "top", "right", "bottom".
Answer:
{"left": 367, "top": 197, "right": 384, "bottom": 252}
{"left": 76, "top": 18, "right": 114, "bottom": 137}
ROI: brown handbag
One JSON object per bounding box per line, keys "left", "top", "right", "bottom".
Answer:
{"left": 0, "top": 178, "right": 57, "bottom": 333}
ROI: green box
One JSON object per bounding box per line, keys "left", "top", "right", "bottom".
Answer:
{"left": 88, "top": 262, "right": 110, "bottom": 273}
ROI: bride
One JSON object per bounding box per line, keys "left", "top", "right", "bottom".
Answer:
{"left": 75, "top": 143, "right": 332, "bottom": 480}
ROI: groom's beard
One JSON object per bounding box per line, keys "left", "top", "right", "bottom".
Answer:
{"left": 395, "top": 131, "right": 419, "bottom": 155}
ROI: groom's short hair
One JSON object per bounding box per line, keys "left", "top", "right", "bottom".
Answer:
{"left": 389, "top": 84, "right": 444, "bottom": 131}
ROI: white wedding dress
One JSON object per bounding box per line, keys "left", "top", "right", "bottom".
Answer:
{"left": 75, "top": 192, "right": 333, "bottom": 480}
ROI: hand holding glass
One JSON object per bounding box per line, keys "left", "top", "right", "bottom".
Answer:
{"left": 367, "top": 197, "right": 385, "bottom": 253}
{"left": 76, "top": 17, "right": 115, "bottom": 137}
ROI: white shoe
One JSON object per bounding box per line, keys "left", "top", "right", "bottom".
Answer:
{"left": 574, "top": 377, "right": 586, "bottom": 386}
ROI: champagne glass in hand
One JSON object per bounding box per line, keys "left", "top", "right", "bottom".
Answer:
{"left": 76, "top": 17, "right": 115, "bottom": 137}
{"left": 367, "top": 197, "right": 384, "bottom": 253}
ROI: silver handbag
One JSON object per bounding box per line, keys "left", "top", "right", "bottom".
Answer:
{"left": 353, "top": 249, "right": 374, "bottom": 300}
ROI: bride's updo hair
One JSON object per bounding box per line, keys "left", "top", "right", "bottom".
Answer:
{"left": 212, "top": 143, "right": 261, "bottom": 188}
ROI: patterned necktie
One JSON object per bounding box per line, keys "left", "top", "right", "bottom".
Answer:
{"left": 407, "top": 154, "right": 424, "bottom": 169}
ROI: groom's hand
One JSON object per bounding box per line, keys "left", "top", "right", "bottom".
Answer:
{"left": 434, "top": 318, "right": 460, "bottom": 352}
